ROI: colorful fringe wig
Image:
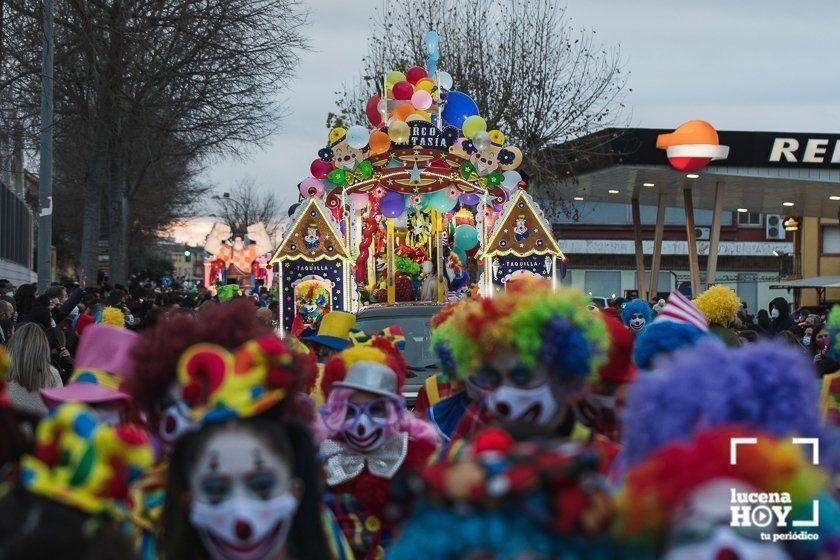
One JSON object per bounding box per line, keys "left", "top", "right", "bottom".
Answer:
{"left": 615, "top": 427, "right": 838, "bottom": 552}
{"left": 430, "top": 285, "right": 607, "bottom": 386}
{"left": 620, "top": 299, "right": 652, "bottom": 328}
{"left": 692, "top": 284, "right": 740, "bottom": 326}
{"left": 320, "top": 335, "right": 407, "bottom": 398}
{"left": 622, "top": 339, "right": 828, "bottom": 468}
{"left": 827, "top": 304, "right": 840, "bottom": 360}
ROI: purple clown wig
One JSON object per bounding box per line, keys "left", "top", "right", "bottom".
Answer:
{"left": 622, "top": 338, "right": 829, "bottom": 468}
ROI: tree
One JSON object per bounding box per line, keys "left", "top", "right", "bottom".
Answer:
{"left": 214, "top": 179, "right": 282, "bottom": 239}
{"left": 329, "top": 0, "right": 628, "bottom": 215}
{"left": 1, "top": 0, "right": 309, "bottom": 283}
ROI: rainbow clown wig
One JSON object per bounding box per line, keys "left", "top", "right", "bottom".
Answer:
{"left": 692, "top": 284, "right": 740, "bottom": 326}
{"left": 622, "top": 339, "right": 830, "bottom": 468}
{"left": 430, "top": 285, "right": 608, "bottom": 389}
{"left": 615, "top": 426, "right": 840, "bottom": 555}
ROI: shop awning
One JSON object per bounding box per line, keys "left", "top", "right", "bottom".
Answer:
{"left": 770, "top": 276, "right": 840, "bottom": 289}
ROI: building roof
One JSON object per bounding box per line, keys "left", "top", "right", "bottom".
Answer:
{"left": 484, "top": 190, "right": 563, "bottom": 258}
{"left": 548, "top": 128, "right": 840, "bottom": 218}
{"left": 770, "top": 276, "right": 840, "bottom": 289}
{"left": 270, "top": 197, "right": 350, "bottom": 263}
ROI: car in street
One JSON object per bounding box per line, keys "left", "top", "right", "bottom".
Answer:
{"left": 355, "top": 302, "right": 443, "bottom": 406}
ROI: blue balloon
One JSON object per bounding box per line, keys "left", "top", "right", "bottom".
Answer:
{"left": 429, "top": 189, "right": 457, "bottom": 213}
{"left": 441, "top": 91, "right": 479, "bottom": 129}
{"left": 426, "top": 54, "right": 439, "bottom": 77}
{"left": 425, "top": 31, "right": 439, "bottom": 57}
{"left": 453, "top": 224, "right": 479, "bottom": 251}
{"left": 380, "top": 189, "right": 406, "bottom": 218}
{"left": 451, "top": 247, "right": 467, "bottom": 265}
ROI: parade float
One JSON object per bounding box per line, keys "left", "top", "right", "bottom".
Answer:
{"left": 203, "top": 222, "right": 275, "bottom": 290}
{"left": 277, "top": 31, "right": 566, "bottom": 330}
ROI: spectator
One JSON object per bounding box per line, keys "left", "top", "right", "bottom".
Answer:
{"left": 46, "top": 284, "right": 84, "bottom": 325}
{"left": 738, "top": 329, "right": 759, "bottom": 344}
{"left": 0, "top": 279, "right": 15, "bottom": 297}
{"left": 5, "top": 323, "right": 63, "bottom": 418}
{"left": 13, "top": 283, "right": 37, "bottom": 323}
{"left": 812, "top": 326, "right": 831, "bottom": 367}
{"left": 768, "top": 297, "right": 793, "bottom": 334}
{"left": 0, "top": 300, "right": 13, "bottom": 344}
{"left": 755, "top": 308, "right": 771, "bottom": 334}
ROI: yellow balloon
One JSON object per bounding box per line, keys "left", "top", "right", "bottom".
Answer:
{"left": 409, "top": 110, "right": 431, "bottom": 122}
{"left": 415, "top": 78, "right": 436, "bottom": 93}
{"left": 405, "top": 113, "right": 425, "bottom": 123}
{"left": 388, "top": 120, "right": 410, "bottom": 143}
{"left": 501, "top": 146, "right": 523, "bottom": 170}
{"left": 462, "top": 115, "right": 487, "bottom": 140}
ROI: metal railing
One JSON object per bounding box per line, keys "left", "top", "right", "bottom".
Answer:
{"left": 0, "top": 180, "right": 34, "bottom": 269}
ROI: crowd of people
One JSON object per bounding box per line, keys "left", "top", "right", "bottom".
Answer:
{"left": 0, "top": 277, "right": 837, "bottom": 559}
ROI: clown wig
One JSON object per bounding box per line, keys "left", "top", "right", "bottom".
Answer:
{"left": 632, "top": 320, "right": 709, "bottom": 370}
{"left": 622, "top": 339, "right": 829, "bottom": 468}
{"left": 616, "top": 427, "right": 839, "bottom": 553}
{"left": 316, "top": 336, "right": 438, "bottom": 445}
{"left": 827, "top": 304, "right": 840, "bottom": 360}
{"left": 430, "top": 285, "right": 607, "bottom": 388}
{"left": 692, "top": 284, "right": 740, "bottom": 326}
{"left": 620, "top": 299, "right": 652, "bottom": 330}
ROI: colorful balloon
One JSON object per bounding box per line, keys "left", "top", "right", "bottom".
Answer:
{"left": 438, "top": 71, "right": 453, "bottom": 90}
{"left": 459, "top": 192, "right": 480, "bottom": 206}
{"left": 380, "top": 189, "right": 406, "bottom": 218}
{"left": 461, "top": 115, "right": 487, "bottom": 139}
{"left": 441, "top": 91, "right": 478, "bottom": 129}
{"left": 451, "top": 247, "right": 467, "bottom": 265}
{"left": 392, "top": 81, "right": 414, "bottom": 101}
{"left": 429, "top": 189, "right": 457, "bottom": 213}
{"left": 415, "top": 78, "right": 435, "bottom": 93}
{"left": 405, "top": 66, "right": 427, "bottom": 85}
{"left": 393, "top": 103, "right": 414, "bottom": 122}
{"left": 388, "top": 121, "right": 410, "bottom": 144}
{"left": 472, "top": 130, "right": 491, "bottom": 152}
{"left": 350, "top": 192, "right": 369, "bottom": 210}
{"left": 365, "top": 94, "right": 382, "bottom": 127}
{"left": 299, "top": 177, "right": 324, "bottom": 198}
{"left": 501, "top": 146, "right": 523, "bottom": 170}
{"left": 346, "top": 125, "right": 369, "bottom": 150}
{"left": 368, "top": 130, "right": 391, "bottom": 155}
{"left": 405, "top": 113, "right": 425, "bottom": 123}
{"left": 310, "top": 159, "right": 331, "bottom": 179}
{"left": 411, "top": 90, "right": 433, "bottom": 110}
{"left": 386, "top": 70, "right": 406, "bottom": 90}
{"left": 501, "top": 170, "right": 522, "bottom": 190}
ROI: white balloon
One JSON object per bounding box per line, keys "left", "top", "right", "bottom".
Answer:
{"left": 502, "top": 170, "right": 522, "bottom": 190}
{"left": 393, "top": 211, "right": 408, "bottom": 229}
{"left": 377, "top": 99, "right": 388, "bottom": 116}
{"left": 346, "top": 125, "right": 369, "bottom": 149}
{"left": 472, "top": 130, "right": 491, "bottom": 152}
{"left": 438, "top": 71, "right": 453, "bottom": 90}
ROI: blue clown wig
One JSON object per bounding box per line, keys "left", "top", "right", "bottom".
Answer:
{"left": 620, "top": 300, "right": 652, "bottom": 329}
{"left": 632, "top": 320, "right": 709, "bottom": 370}
{"left": 622, "top": 338, "right": 831, "bottom": 468}
{"left": 386, "top": 506, "right": 619, "bottom": 560}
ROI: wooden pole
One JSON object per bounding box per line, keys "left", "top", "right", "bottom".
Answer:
{"left": 706, "top": 181, "right": 725, "bottom": 287}
{"left": 683, "top": 188, "right": 701, "bottom": 297}
{"left": 650, "top": 192, "right": 666, "bottom": 295}
{"left": 631, "top": 197, "right": 647, "bottom": 301}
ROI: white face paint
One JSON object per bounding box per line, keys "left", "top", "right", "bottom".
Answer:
{"left": 189, "top": 430, "right": 300, "bottom": 560}
{"left": 628, "top": 312, "right": 646, "bottom": 332}
{"left": 344, "top": 413, "right": 387, "bottom": 453}
{"left": 487, "top": 383, "right": 561, "bottom": 427}
{"left": 664, "top": 479, "right": 790, "bottom": 560}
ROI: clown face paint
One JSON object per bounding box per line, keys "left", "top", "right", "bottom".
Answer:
{"left": 664, "top": 479, "right": 790, "bottom": 560}
{"left": 340, "top": 391, "right": 399, "bottom": 453}
{"left": 628, "top": 312, "right": 646, "bottom": 333}
{"left": 189, "top": 429, "right": 300, "bottom": 560}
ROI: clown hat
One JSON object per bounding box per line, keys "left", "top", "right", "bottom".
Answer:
{"left": 333, "top": 361, "right": 400, "bottom": 399}
{"left": 303, "top": 311, "right": 356, "bottom": 350}
{"left": 327, "top": 127, "right": 347, "bottom": 147}
{"left": 41, "top": 324, "right": 139, "bottom": 407}
{"left": 656, "top": 291, "right": 708, "bottom": 331}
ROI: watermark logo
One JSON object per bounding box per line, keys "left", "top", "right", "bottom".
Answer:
{"left": 729, "top": 437, "right": 821, "bottom": 542}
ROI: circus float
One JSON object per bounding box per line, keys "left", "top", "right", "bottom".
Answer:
{"left": 276, "top": 31, "right": 566, "bottom": 331}
{"left": 203, "top": 222, "right": 275, "bottom": 290}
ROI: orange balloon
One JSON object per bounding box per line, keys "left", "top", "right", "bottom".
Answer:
{"left": 369, "top": 130, "right": 391, "bottom": 155}
{"left": 393, "top": 103, "right": 414, "bottom": 122}
{"left": 415, "top": 78, "right": 435, "bottom": 93}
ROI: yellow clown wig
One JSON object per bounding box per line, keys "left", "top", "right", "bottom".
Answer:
{"left": 693, "top": 285, "right": 740, "bottom": 326}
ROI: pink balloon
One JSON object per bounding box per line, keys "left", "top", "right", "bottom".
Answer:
{"left": 299, "top": 177, "right": 325, "bottom": 198}
{"left": 392, "top": 80, "right": 414, "bottom": 101}
{"left": 310, "top": 159, "right": 331, "bottom": 179}
{"left": 411, "top": 90, "right": 433, "bottom": 110}
{"left": 350, "top": 192, "right": 369, "bottom": 210}
{"left": 453, "top": 137, "right": 466, "bottom": 150}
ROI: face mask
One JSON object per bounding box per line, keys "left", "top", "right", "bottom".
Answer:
{"left": 487, "top": 383, "right": 561, "bottom": 427}
{"left": 190, "top": 492, "right": 299, "bottom": 560}
{"left": 770, "top": 308, "right": 780, "bottom": 319}
{"left": 817, "top": 337, "right": 830, "bottom": 349}
{"left": 802, "top": 336, "right": 811, "bottom": 346}
{"left": 344, "top": 414, "right": 387, "bottom": 452}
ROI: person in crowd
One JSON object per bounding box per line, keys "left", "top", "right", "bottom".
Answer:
{"left": 0, "top": 279, "right": 15, "bottom": 297}
{"left": 14, "top": 283, "right": 37, "bottom": 323}
{"left": 768, "top": 296, "right": 794, "bottom": 334}
{"left": 5, "top": 323, "right": 63, "bottom": 418}
{"left": 0, "top": 402, "right": 153, "bottom": 559}
{"left": 693, "top": 284, "right": 741, "bottom": 346}
{"left": 813, "top": 324, "right": 832, "bottom": 366}
{"left": 737, "top": 328, "right": 759, "bottom": 344}
{"left": 46, "top": 283, "right": 84, "bottom": 325}
{"left": 0, "top": 298, "right": 14, "bottom": 344}
{"left": 620, "top": 298, "right": 652, "bottom": 336}
{"left": 754, "top": 307, "right": 772, "bottom": 334}
{"left": 633, "top": 291, "right": 712, "bottom": 370}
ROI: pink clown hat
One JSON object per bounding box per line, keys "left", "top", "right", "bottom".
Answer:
{"left": 41, "top": 324, "right": 139, "bottom": 407}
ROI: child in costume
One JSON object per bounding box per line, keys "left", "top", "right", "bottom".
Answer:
{"left": 0, "top": 402, "right": 153, "bottom": 559}
{"left": 317, "top": 335, "right": 439, "bottom": 559}
{"left": 161, "top": 334, "right": 332, "bottom": 560}
{"left": 620, "top": 298, "right": 652, "bottom": 336}
{"left": 616, "top": 427, "right": 840, "bottom": 559}
{"left": 430, "top": 284, "right": 607, "bottom": 442}
{"left": 632, "top": 290, "right": 711, "bottom": 370}
{"left": 693, "top": 284, "right": 742, "bottom": 347}
{"left": 387, "top": 427, "right": 616, "bottom": 560}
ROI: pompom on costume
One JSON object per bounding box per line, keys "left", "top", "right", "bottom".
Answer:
{"left": 387, "top": 428, "right": 617, "bottom": 560}
{"left": 318, "top": 334, "right": 438, "bottom": 559}
{"left": 615, "top": 427, "right": 840, "bottom": 558}
{"left": 632, "top": 291, "right": 711, "bottom": 370}
{"left": 620, "top": 299, "right": 652, "bottom": 335}
{"left": 622, "top": 339, "right": 830, "bottom": 469}
{"left": 21, "top": 402, "right": 153, "bottom": 518}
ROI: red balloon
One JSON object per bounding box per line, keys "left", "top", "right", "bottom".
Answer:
{"left": 310, "top": 159, "right": 331, "bottom": 179}
{"left": 365, "top": 93, "right": 382, "bottom": 127}
{"left": 392, "top": 80, "right": 414, "bottom": 101}
{"left": 405, "top": 66, "right": 427, "bottom": 85}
